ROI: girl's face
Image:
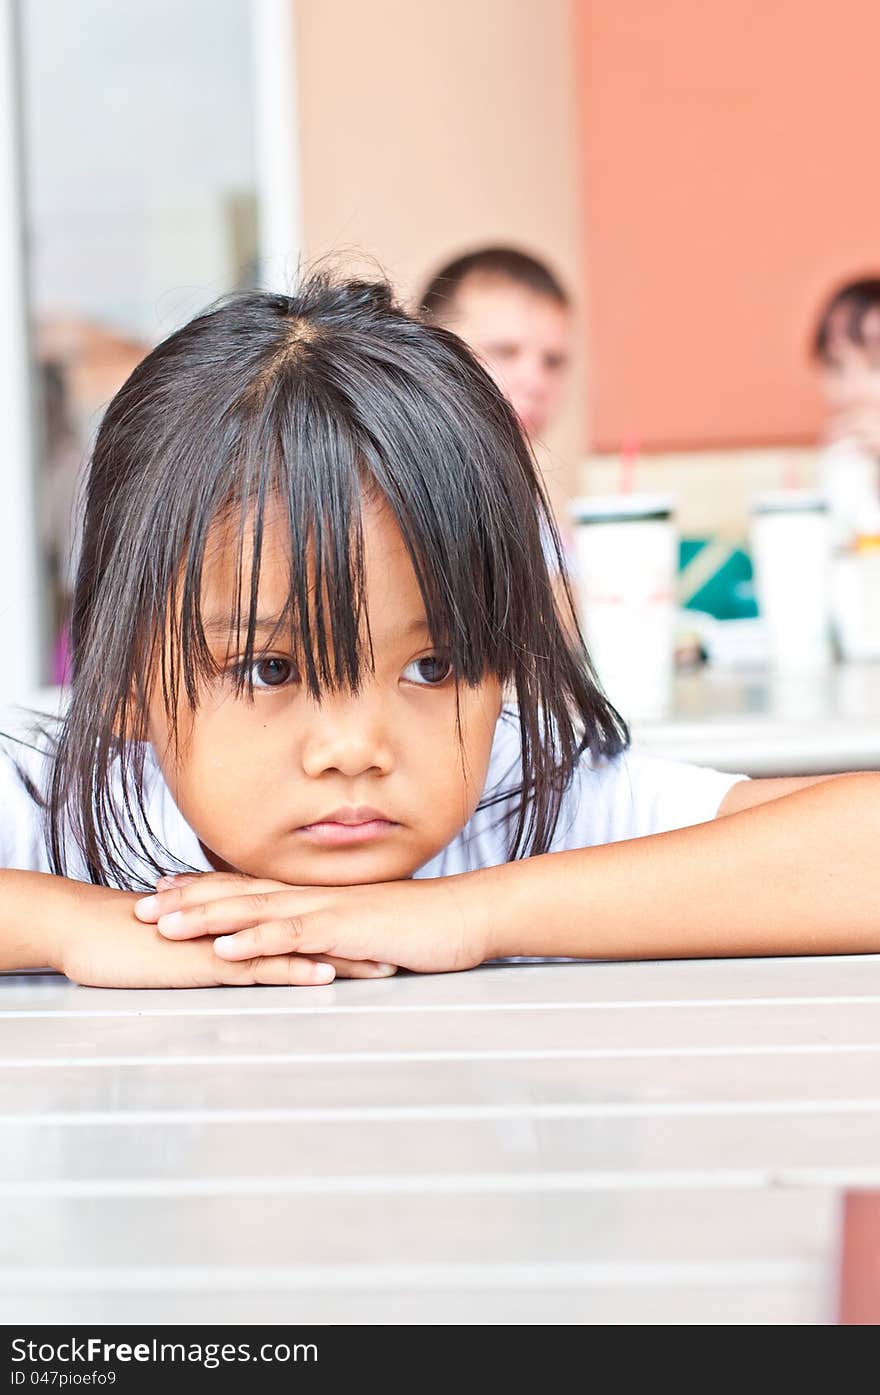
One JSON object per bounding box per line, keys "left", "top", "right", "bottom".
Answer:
{"left": 145, "top": 496, "right": 503, "bottom": 885}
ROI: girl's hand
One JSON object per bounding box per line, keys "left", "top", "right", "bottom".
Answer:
{"left": 54, "top": 881, "right": 396, "bottom": 989}
{"left": 135, "top": 869, "right": 493, "bottom": 975}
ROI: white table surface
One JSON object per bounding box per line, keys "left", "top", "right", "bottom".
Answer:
{"left": 3, "top": 955, "right": 879, "bottom": 1326}
{"left": 635, "top": 663, "right": 880, "bottom": 775}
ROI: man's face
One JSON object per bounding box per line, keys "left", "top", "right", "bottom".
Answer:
{"left": 146, "top": 496, "right": 503, "bottom": 886}
{"left": 442, "top": 275, "right": 571, "bottom": 441}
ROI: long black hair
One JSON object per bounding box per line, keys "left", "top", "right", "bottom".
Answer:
{"left": 46, "top": 273, "right": 627, "bottom": 886}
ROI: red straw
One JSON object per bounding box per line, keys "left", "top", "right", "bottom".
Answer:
{"left": 619, "top": 433, "right": 640, "bottom": 494}
{"left": 782, "top": 454, "right": 801, "bottom": 491}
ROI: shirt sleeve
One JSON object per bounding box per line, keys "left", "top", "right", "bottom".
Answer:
{"left": 0, "top": 741, "right": 53, "bottom": 873}
{"left": 554, "top": 746, "right": 748, "bottom": 849}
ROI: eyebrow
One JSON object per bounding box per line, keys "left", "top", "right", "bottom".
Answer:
{"left": 200, "top": 614, "right": 433, "bottom": 641}
{"left": 201, "top": 613, "right": 289, "bottom": 637}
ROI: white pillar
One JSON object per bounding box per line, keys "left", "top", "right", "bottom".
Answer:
{"left": 252, "top": 0, "right": 303, "bottom": 293}
{"left": 0, "top": 0, "right": 41, "bottom": 702}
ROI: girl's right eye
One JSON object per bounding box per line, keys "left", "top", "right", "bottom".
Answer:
{"left": 401, "top": 654, "right": 453, "bottom": 687}
{"left": 235, "top": 657, "right": 298, "bottom": 690}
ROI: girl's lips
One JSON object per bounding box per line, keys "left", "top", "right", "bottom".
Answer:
{"left": 296, "top": 819, "right": 398, "bottom": 847}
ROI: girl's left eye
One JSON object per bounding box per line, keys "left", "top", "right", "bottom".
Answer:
{"left": 241, "top": 657, "right": 297, "bottom": 690}
{"left": 401, "top": 654, "right": 453, "bottom": 687}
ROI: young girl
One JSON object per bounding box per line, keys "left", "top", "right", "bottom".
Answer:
{"left": 2, "top": 276, "right": 879, "bottom": 988}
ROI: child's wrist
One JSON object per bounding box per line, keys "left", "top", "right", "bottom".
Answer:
{"left": 467, "top": 862, "right": 530, "bottom": 962}
{"left": 38, "top": 878, "right": 134, "bottom": 975}
{"left": 36, "top": 878, "right": 81, "bottom": 974}
{"left": 0, "top": 870, "right": 74, "bottom": 971}
{"left": 479, "top": 856, "right": 565, "bottom": 961}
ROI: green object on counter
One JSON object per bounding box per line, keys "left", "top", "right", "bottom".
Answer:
{"left": 678, "top": 538, "right": 758, "bottom": 620}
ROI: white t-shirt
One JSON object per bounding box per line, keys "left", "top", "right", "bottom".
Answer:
{"left": 0, "top": 709, "right": 744, "bottom": 885}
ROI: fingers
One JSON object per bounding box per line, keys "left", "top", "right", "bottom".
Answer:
{"left": 210, "top": 918, "right": 395, "bottom": 977}
{"left": 136, "top": 877, "right": 286, "bottom": 923}
{"left": 318, "top": 955, "right": 397, "bottom": 979}
{"left": 116, "top": 928, "right": 342, "bottom": 990}
{"left": 212, "top": 948, "right": 393, "bottom": 985}
{"left": 212, "top": 917, "right": 307, "bottom": 958}
{"left": 223, "top": 955, "right": 346, "bottom": 987}
{"left": 181, "top": 895, "right": 307, "bottom": 944}
{"left": 216, "top": 950, "right": 336, "bottom": 987}
{"left": 146, "top": 928, "right": 394, "bottom": 988}
{"left": 135, "top": 884, "right": 398, "bottom": 978}
{"left": 135, "top": 885, "right": 313, "bottom": 937}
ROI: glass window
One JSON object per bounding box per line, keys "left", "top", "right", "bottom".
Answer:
{"left": 18, "top": 0, "right": 260, "bottom": 681}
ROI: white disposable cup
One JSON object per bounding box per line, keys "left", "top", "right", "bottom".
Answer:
{"left": 820, "top": 437, "right": 880, "bottom": 548}
{"left": 570, "top": 494, "right": 677, "bottom": 721}
{"left": 750, "top": 490, "right": 831, "bottom": 671}
{"left": 831, "top": 550, "right": 880, "bottom": 661}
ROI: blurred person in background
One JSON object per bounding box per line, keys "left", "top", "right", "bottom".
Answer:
{"left": 420, "top": 246, "right": 572, "bottom": 447}
{"left": 420, "top": 246, "right": 574, "bottom": 586}
{"left": 812, "top": 277, "right": 880, "bottom": 545}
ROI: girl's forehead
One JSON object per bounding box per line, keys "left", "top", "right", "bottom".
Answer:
{"left": 199, "top": 493, "right": 423, "bottom": 624}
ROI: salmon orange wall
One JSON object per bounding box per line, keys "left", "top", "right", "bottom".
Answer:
{"left": 576, "top": 0, "right": 880, "bottom": 452}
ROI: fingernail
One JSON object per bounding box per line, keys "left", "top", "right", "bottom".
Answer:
{"left": 157, "top": 911, "right": 184, "bottom": 934}
{"left": 134, "top": 895, "right": 159, "bottom": 918}
{"left": 373, "top": 963, "right": 397, "bottom": 976}
{"left": 214, "top": 935, "right": 235, "bottom": 956}
{"left": 314, "top": 965, "right": 335, "bottom": 983}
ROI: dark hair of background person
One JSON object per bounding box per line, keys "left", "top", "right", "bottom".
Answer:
{"left": 420, "top": 246, "right": 569, "bottom": 321}
{"left": 41, "top": 274, "right": 626, "bottom": 886}
{"left": 812, "top": 277, "right": 880, "bottom": 363}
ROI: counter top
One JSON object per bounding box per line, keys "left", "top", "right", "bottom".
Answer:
{"left": 2, "top": 954, "right": 877, "bottom": 1325}
{"left": 635, "top": 664, "right": 880, "bottom": 775}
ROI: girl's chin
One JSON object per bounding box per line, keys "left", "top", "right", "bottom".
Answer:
{"left": 234, "top": 855, "right": 422, "bottom": 887}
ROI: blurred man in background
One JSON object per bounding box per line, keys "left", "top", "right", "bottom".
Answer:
{"left": 420, "top": 246, "right": 575, "bottom": 607}
{"left": 420, "top": 246, "right": 572, "bottom": 447}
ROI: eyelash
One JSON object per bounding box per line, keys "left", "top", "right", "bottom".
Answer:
{"left": 401, "top": 654, "right": 453, "bottom": 687}
{"left": 230, "top": 657, "right": 298, "bottom": 691}
{"left": 229, "top": 652, "right": 453, "bottom": 692}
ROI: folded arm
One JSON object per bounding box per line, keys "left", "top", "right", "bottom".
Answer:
{"left": 487, "top": 772, "right": 880, "bottom": 961}
{"left": 139, "top": 772, "right": 880, "bottom": 973}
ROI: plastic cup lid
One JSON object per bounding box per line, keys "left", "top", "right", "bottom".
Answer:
{"left": 569, "top": 493, "right": 675, "bottom": 524}
{"left": 750, "top": 489, "right": 828, "bottom": 515}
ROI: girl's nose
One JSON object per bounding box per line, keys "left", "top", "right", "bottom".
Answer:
{"left": 300, "top": 696, "right": 395, "bottom": 779}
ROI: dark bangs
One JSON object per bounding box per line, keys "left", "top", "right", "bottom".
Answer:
{"left": 48, "top": 275, "right": 627, "bottom": 887}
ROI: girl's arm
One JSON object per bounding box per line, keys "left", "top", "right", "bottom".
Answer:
{"left": 486, "top": 772, "right": 880, "bottom": 961}
{"left": 138, "top": 772, "right": 880, "bottom": 970}
{"left": 0, "top": 870, "right": 68, "bottom": 971}
{"left": 717, "top": 771, "right": 846, "bottom": 815}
